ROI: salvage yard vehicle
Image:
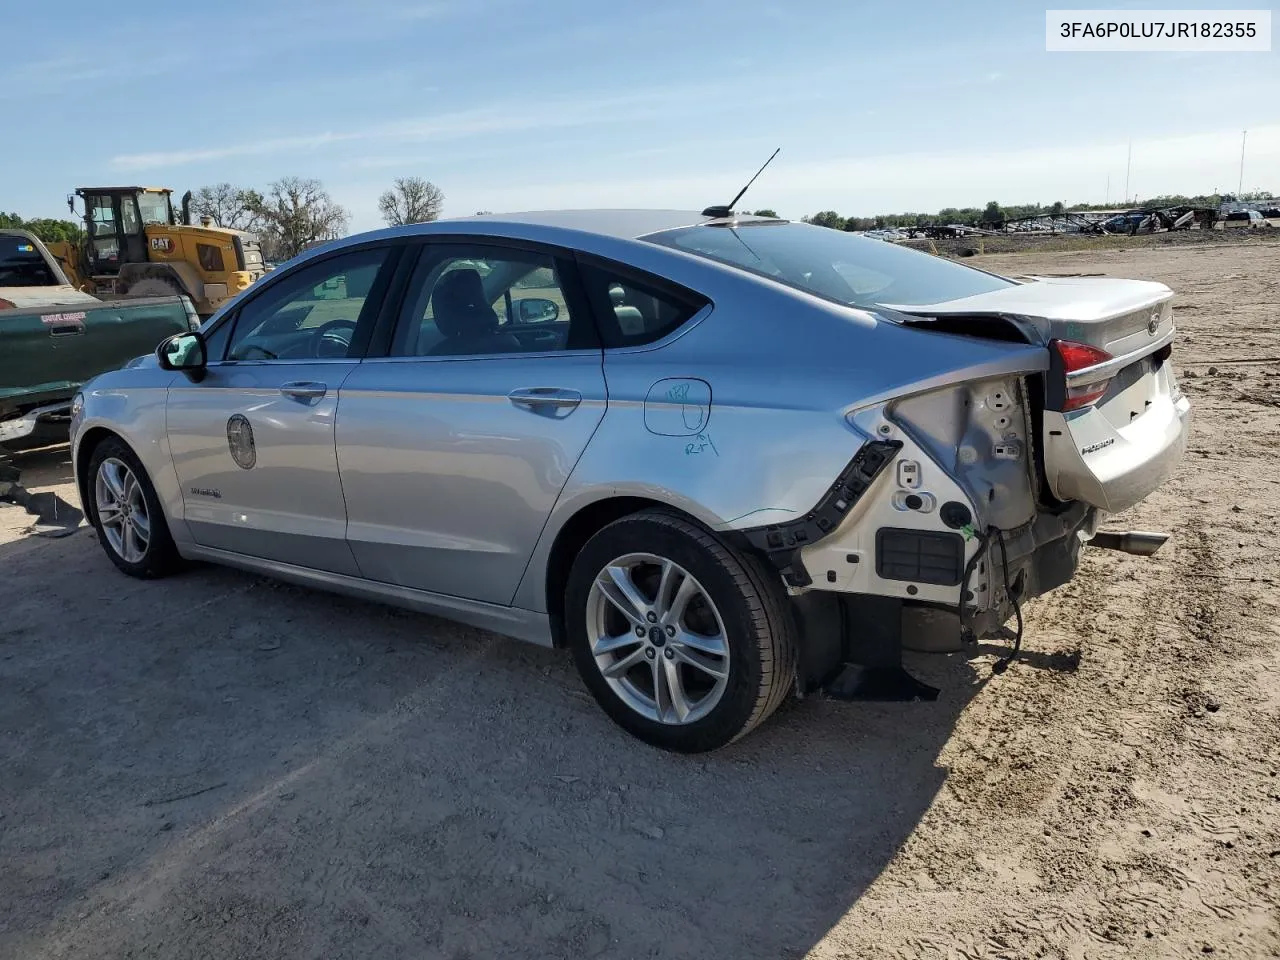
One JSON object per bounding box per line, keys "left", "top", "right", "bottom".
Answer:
{"left": 0, "top": 228, "right": 98, "bottom": 309}
{"left": 1, "top": 229, "right": 200, "bottom": 449}
{"left": 1214, "top": 209, "right": 1272, "bottom": 230}
{"left": 70, "top": 210, "right": 1190, "bottom": 751}
{"left": 44, "top": 186, "right": 267, "bottom": 317}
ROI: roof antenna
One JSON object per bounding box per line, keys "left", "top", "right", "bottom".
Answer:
{"left": 702, "top": 147, "right": 780, "bottom": 219}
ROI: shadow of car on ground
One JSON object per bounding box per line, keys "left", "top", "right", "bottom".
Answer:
{"left": 0, "top": 510, "right": 1069, "bottom": 958}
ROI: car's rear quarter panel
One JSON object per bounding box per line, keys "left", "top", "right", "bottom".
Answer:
{"left": 510, "top": 240, "right": 1049, "bottom": 615}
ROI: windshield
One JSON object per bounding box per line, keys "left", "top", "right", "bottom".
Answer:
{"left": 0, "top": 237, "right": 57, "bottom": 286}
{"left": 137, "top": 192, "right": 172, "bottom": 226}
{"left": 644, "top": 221, "right": 1014, "bottom": 308}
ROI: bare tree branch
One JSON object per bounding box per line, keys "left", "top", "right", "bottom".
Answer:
{"left": 191, "top": 183, "right": 263, "bottom": 233}
{"left": 378, "top": 177, "right": 445, "bottom": 226}
{"left": 246, "top": 177, "right": 350, "bottom": 260}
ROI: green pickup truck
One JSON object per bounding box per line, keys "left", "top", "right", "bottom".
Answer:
{"left": 1, "top": 229, "right": 198, "bottom": 448}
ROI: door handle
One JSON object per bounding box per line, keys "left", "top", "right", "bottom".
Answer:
{"left": 507, "top": 387, "right": 583, "bottom": 414}
{"left": 280, "top": 381, "right": 327, "bottom": 402}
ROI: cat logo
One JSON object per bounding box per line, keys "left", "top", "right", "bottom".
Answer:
{"left": 150, "top": 237, "right": 173, "bottom": 252}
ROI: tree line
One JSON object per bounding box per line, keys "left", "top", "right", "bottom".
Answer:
{"left": 2, "top": 176, "right": 445, "bottom": 263}
{"left": 6, "top": 185, "right": 1272, "bottom": 257}
{"left": 187, "top": 176, "right": 444, "bottom": 260}
{"left": 800, "top": 190, "right": 1276, "bottom": 231}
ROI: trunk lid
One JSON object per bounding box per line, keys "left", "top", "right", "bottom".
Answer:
{"left": 885, "top": 275, "right": 1174, "bottom": 354}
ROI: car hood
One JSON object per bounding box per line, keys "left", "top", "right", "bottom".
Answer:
{"left": 0, "top": 285, "right": 100, "bottom": 309}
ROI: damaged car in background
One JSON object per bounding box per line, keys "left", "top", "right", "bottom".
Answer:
{"left": 69, "top": 210, "right": 1189, "bottom": 751}
{"left": 1, "top": 229, "right": 198, "bottom": 450}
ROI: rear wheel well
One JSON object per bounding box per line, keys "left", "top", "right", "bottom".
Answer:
{"left": 545, "top": 497, "right": 720, "bottom": 647}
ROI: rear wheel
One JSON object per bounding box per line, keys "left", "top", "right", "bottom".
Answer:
{"left": 87, "top": 437, "right": 182, "bottom": 578}
{"left": 566, "top": 510, "right": 796, "bottom": 752}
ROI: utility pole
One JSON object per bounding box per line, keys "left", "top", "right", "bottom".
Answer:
{"left": 1124, "top": 141, "right": 1132, "bottom": 204}
{"left": 1239, "top": 130, "right": 1247, "bottom": 196}
{"left": 1106, "top": 174, "right": 1110, "bottom": 206}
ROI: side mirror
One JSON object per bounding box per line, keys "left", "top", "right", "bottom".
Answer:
{"left": 516, "top": 297, "right": 559, "bottom": 323}
{"left": 157, "top": 331, "right": 207, "bottom": 381}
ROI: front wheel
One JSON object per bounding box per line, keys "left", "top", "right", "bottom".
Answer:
{"left": 87, "top": 437, "right": 183, "bottom": 578}
{"left": 566, "top": 510, "right": 796, "bottom": 752}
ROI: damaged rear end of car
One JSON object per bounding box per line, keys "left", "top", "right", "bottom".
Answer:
{"left": 789, "top": 276, "right": 1189, "bottom": 695}
{"left": 647, "top": 220, "right": 1190, "bottom": 699}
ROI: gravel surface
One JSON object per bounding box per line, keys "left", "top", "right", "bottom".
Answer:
{"left": 2, "top": 242, "right": 1277, "bottom": 959}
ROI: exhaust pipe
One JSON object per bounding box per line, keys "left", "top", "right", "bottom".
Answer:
{"left": 1088, "top": 531, "right": 1169, "bottom": 557}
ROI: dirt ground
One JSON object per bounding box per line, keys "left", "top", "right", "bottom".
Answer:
{"left": 2, "top": 242, "right": 1277, "bottom": 959}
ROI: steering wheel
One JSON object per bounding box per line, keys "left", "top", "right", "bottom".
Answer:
{"left": 311, "top": 319, "right": 358, "bottom": 358}
{"left": 510, "top": 327, "right": 563, "bottom": 351}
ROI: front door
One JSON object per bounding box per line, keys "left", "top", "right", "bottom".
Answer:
{"left": 84, "top": 193, "right": 122, "bottom": 275}
{"left": 337, "top": 243, "right": 606, "bottom": 604}
{"left": 117, "top": 193, "right": 148, "bottom": 265}
{"left": 166, "top": 244, "right": 397, "bottom": 573}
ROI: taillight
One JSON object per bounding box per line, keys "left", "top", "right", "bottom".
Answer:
{"left": 1054, "top": 339, "right": 1113, "bottom": 412}
{"left": 0, "top": 298, "right": 14, "bottom": 310}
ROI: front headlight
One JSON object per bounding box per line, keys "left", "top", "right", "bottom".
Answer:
{"left": 71, "top": 392, "right": 84, "bottom": 418}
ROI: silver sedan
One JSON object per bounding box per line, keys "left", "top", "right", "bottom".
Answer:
{"left": 70, "top": 210, "right": 1189, "bottom": 751}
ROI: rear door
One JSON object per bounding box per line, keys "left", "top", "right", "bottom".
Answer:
{"left": 166, "top": 244, "right": 399, "bottom": 572}
{"left": 336, "top": 241, "right": 606, "bottom": 604}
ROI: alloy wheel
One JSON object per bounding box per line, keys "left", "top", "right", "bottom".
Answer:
{"left": 585, "top": 552, "right": 730, "bottom": 725}
{"left": 94, "top": 457, "right": 151, "bottom": 564}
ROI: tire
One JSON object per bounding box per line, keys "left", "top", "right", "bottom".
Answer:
{"left": 86, "top": 436, "right": 183, "bottom": 579}
{"left": 566, "top": 510, "right": 796, "bottom": 752}
{"left": 125, "top": 277, "right": 185, "bottom": 299}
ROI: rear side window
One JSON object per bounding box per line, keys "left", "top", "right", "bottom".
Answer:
{"left": 578, "top": 261, "right": 707, "bottom": 348}
{"left": 0, "top": 239, "right": 57, "bottom": 286}
{"left": 644, "top": 221, "right": 1013, "bottom": 308}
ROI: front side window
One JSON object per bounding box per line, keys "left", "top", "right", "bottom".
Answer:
{"left": 644, "top": 221, "right": 1014, "bottom": 309}
{"left": 87, "top": 195, "right": 119, "bottom": 263}
{"left": 224, "top": 247, "right": 390, "bottom": 361}
{"left": 392, "top": 246, "right": 588, "bottom": 357}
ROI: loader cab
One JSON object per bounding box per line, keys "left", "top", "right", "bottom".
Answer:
{"left": 75, "top": 187, "right": 175, "bottom": 276}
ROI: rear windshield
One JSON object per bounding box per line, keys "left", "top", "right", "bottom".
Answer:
{"left": 644, "top": 221, "right": 1014, "bottom": 308}
{"left": 0, "top": 239, "right": 57, "bottom": 286}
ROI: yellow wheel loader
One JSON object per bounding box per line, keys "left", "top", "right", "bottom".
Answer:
{"left": 45, "top": 187, "right": 265, "bottom": 317}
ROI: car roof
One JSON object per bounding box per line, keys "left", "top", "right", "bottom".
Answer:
{"left": 436, "top": 209, "right": 782, "bottom": 240}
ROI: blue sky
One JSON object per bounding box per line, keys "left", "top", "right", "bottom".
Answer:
{"left": 3, "top": 0, "right": 1276, "bottom": 231}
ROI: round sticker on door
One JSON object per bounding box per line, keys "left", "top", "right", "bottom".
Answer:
{"left": 227, "top": 414, "right": 257, "bottom": 470}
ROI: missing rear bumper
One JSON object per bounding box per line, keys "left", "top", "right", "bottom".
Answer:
{"left": 793, "top": 593, "right": 940, "bottom": 702}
